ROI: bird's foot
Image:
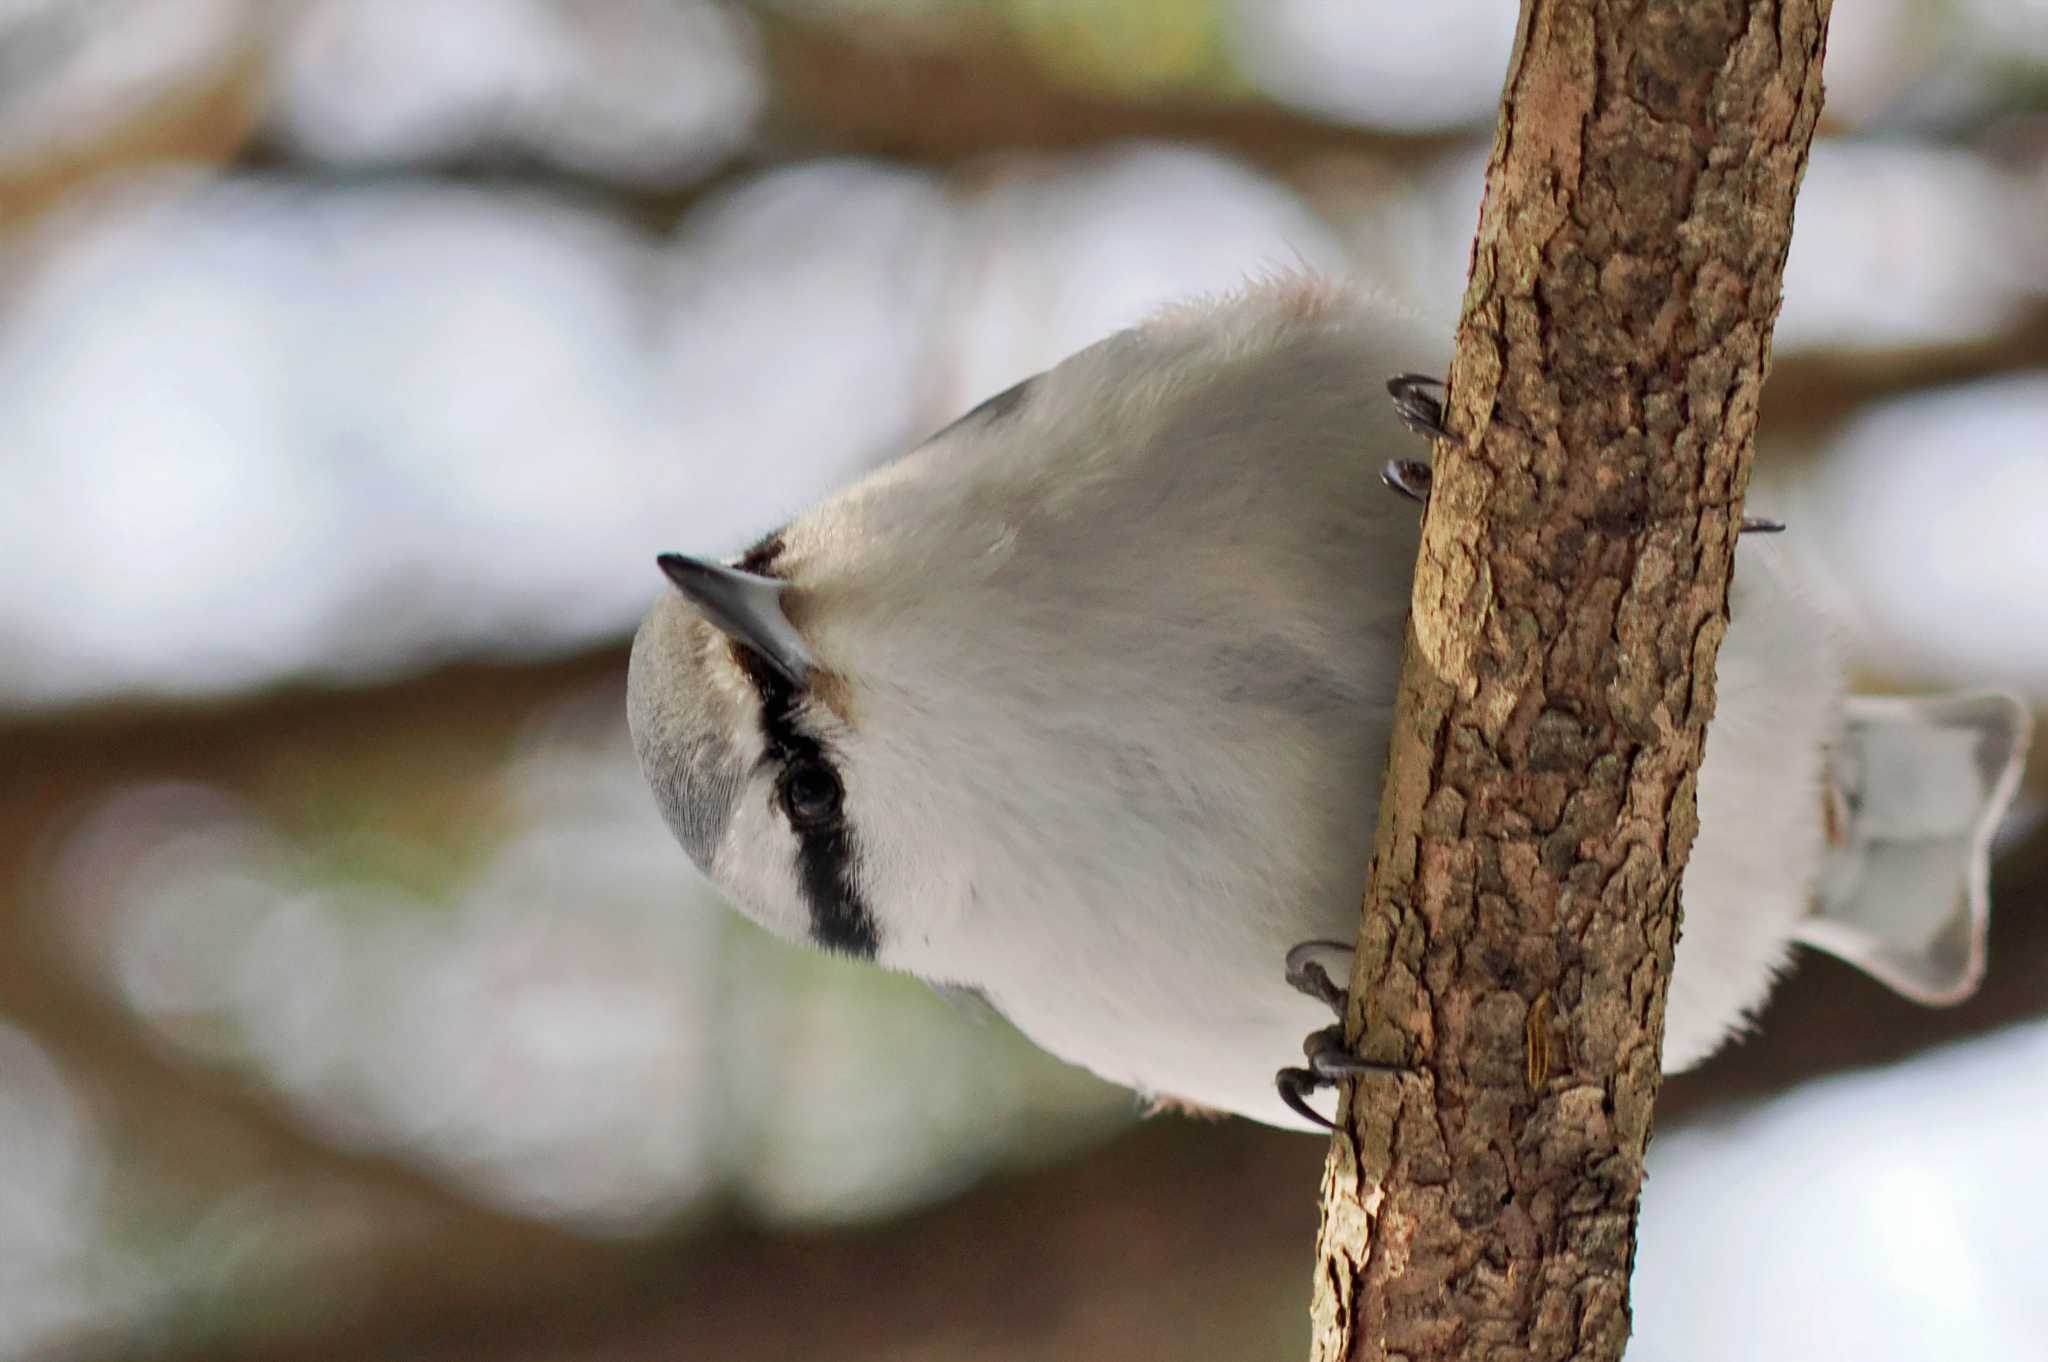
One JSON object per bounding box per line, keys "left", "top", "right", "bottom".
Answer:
{"left": 1381, "top": 458, "right": 1433, "bottom": 505}
{"left": 1384, "top": 374, "right": 1443, "bottom": 507}
{"left": 1276, "top": 1025, "right": 1404, "bottom": 1131}
{"left": 1387, "top": 373, "right": 1447, "bottom": 439}
{"left": 1284, "top": 938, "right": 1352, "bottom": 1018}
{"left": 1386, "top": 372, "right": 1785, "bottom": 534}
{"left": 1279, "top": 940, "right": 1402, "bottom": 1129}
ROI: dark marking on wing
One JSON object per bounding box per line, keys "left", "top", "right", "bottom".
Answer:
{"left": 925, "top": 374, "right": 1034, "bottom": 445}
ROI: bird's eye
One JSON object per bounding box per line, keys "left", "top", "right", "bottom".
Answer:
{"left": 779, "top": 760, "right": 843, "bottom": 828}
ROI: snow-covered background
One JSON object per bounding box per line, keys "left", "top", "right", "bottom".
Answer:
{"left": 2, "top": 3, "right": 2044, "bottom": 1359}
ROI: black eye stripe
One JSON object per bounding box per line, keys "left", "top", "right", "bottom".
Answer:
{"left": 736, "top": 530, "right": 785, "bottom": 576}
{"left": 729, "top": 643, "right": 878, "bottom": 960}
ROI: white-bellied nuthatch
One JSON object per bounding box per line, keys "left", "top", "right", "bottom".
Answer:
{"left": 628, "top": 278, "right": 2031, "bottom": 1130}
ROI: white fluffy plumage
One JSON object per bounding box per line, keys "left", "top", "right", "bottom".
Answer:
{"left": 628, "top": 279, "right": 2028, "bottom": 1131}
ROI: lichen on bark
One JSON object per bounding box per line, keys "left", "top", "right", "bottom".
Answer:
{"left": 1309, "top": 3, "right": 1835, "bottom": 1359}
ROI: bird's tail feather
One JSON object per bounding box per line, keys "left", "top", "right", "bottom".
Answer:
{"left": 1798, "top": 691, "right": 2032, "bottom": 1005}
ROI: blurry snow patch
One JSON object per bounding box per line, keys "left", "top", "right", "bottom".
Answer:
{"left": 0, "top": 170, "right": 670, "bottom": 702}
{"left": 1224, "top": 0, "right": 1517, "bottom": 132}
{"left": 271, "top": 0, "right": 762, "bottom": 186}
{"left": 1815, "top": 0, "right": 1978, "bottom": 129}
{"left": 1812, "top": 0, "right": 2048, "bottom": 130}
{"left": 658, "top": 145, "right": 1345, "bottom": 528}
{"left": 1777, "top": 142, "right": 2034, "bottom": 355}
{"left": 1817, "top": 0, "right": 1921, "bottom": 126}
{"left": 1954, "top": 0, "right": 2048, "bottom": 67}
{"left": 1834, "top": 0, "right": 2048, "bottom": 129}
{"left": 939, "top": 142, "right": 1347, "bottom": 413}
{"left": 0, "top": 145, "right": 1347, "bottom": 708}
{"left": 0, "top": 0, "right": 252, "bottom": 173}
{"left": 1791, "top": 373, "right": 2048, "bottom": 699}
{"left": 52, "top": 689, "right": 1129, "bottom": 1232}
{"left": 1635, "top": 1020, "right": 2048, "bottom": 1362}
{"left": 1303, "top": 139, "right": 1484, "bottom": 341}
{"left": 54, "top": 690, "right": 728, "bottom": 1235}
{"left": 655, "top": 160, "right": 961, "bottom": 540}
{"left": 0, "top": 1023, "right": 117, "bottom": 1360}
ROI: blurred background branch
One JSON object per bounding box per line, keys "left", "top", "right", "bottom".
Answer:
{"left": 3, "top": 3, "right": 2045, "bottom": 1360}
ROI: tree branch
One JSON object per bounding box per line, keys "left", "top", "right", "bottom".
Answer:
{"left": 1310, "top": 3, "right": 1834, "bottom": 1358}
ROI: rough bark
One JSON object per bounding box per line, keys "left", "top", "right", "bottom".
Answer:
{"left": 1309, "top": 3, "right": 1834, "bottom": 1359}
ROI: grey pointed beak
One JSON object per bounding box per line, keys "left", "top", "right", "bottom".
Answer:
{"left": 657, "top": 553, "right": 817, "bottom": 689}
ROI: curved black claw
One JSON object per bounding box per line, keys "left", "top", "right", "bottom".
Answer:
{"left": 1275, "top": 1025, "right": 1406, "bottom": 1130}
{"left": 1285, "top": 939, "right": 1352, "bottom": 1018}
{"left": 1740, "top": 516, "right": 1786, "bottom": 534}
{"left": 1277, "top": 1065, "right": 1336, "bottom": 1129}
{"left": 1387, "top": 372, "right": 1448, "bottom": 440}
{"left": 1381, "top": 458, "right": 1434, "bottom": 505}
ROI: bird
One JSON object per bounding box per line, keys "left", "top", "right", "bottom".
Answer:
{"left": 626, "top": 277, "right": 2031, "bottom": 1131}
